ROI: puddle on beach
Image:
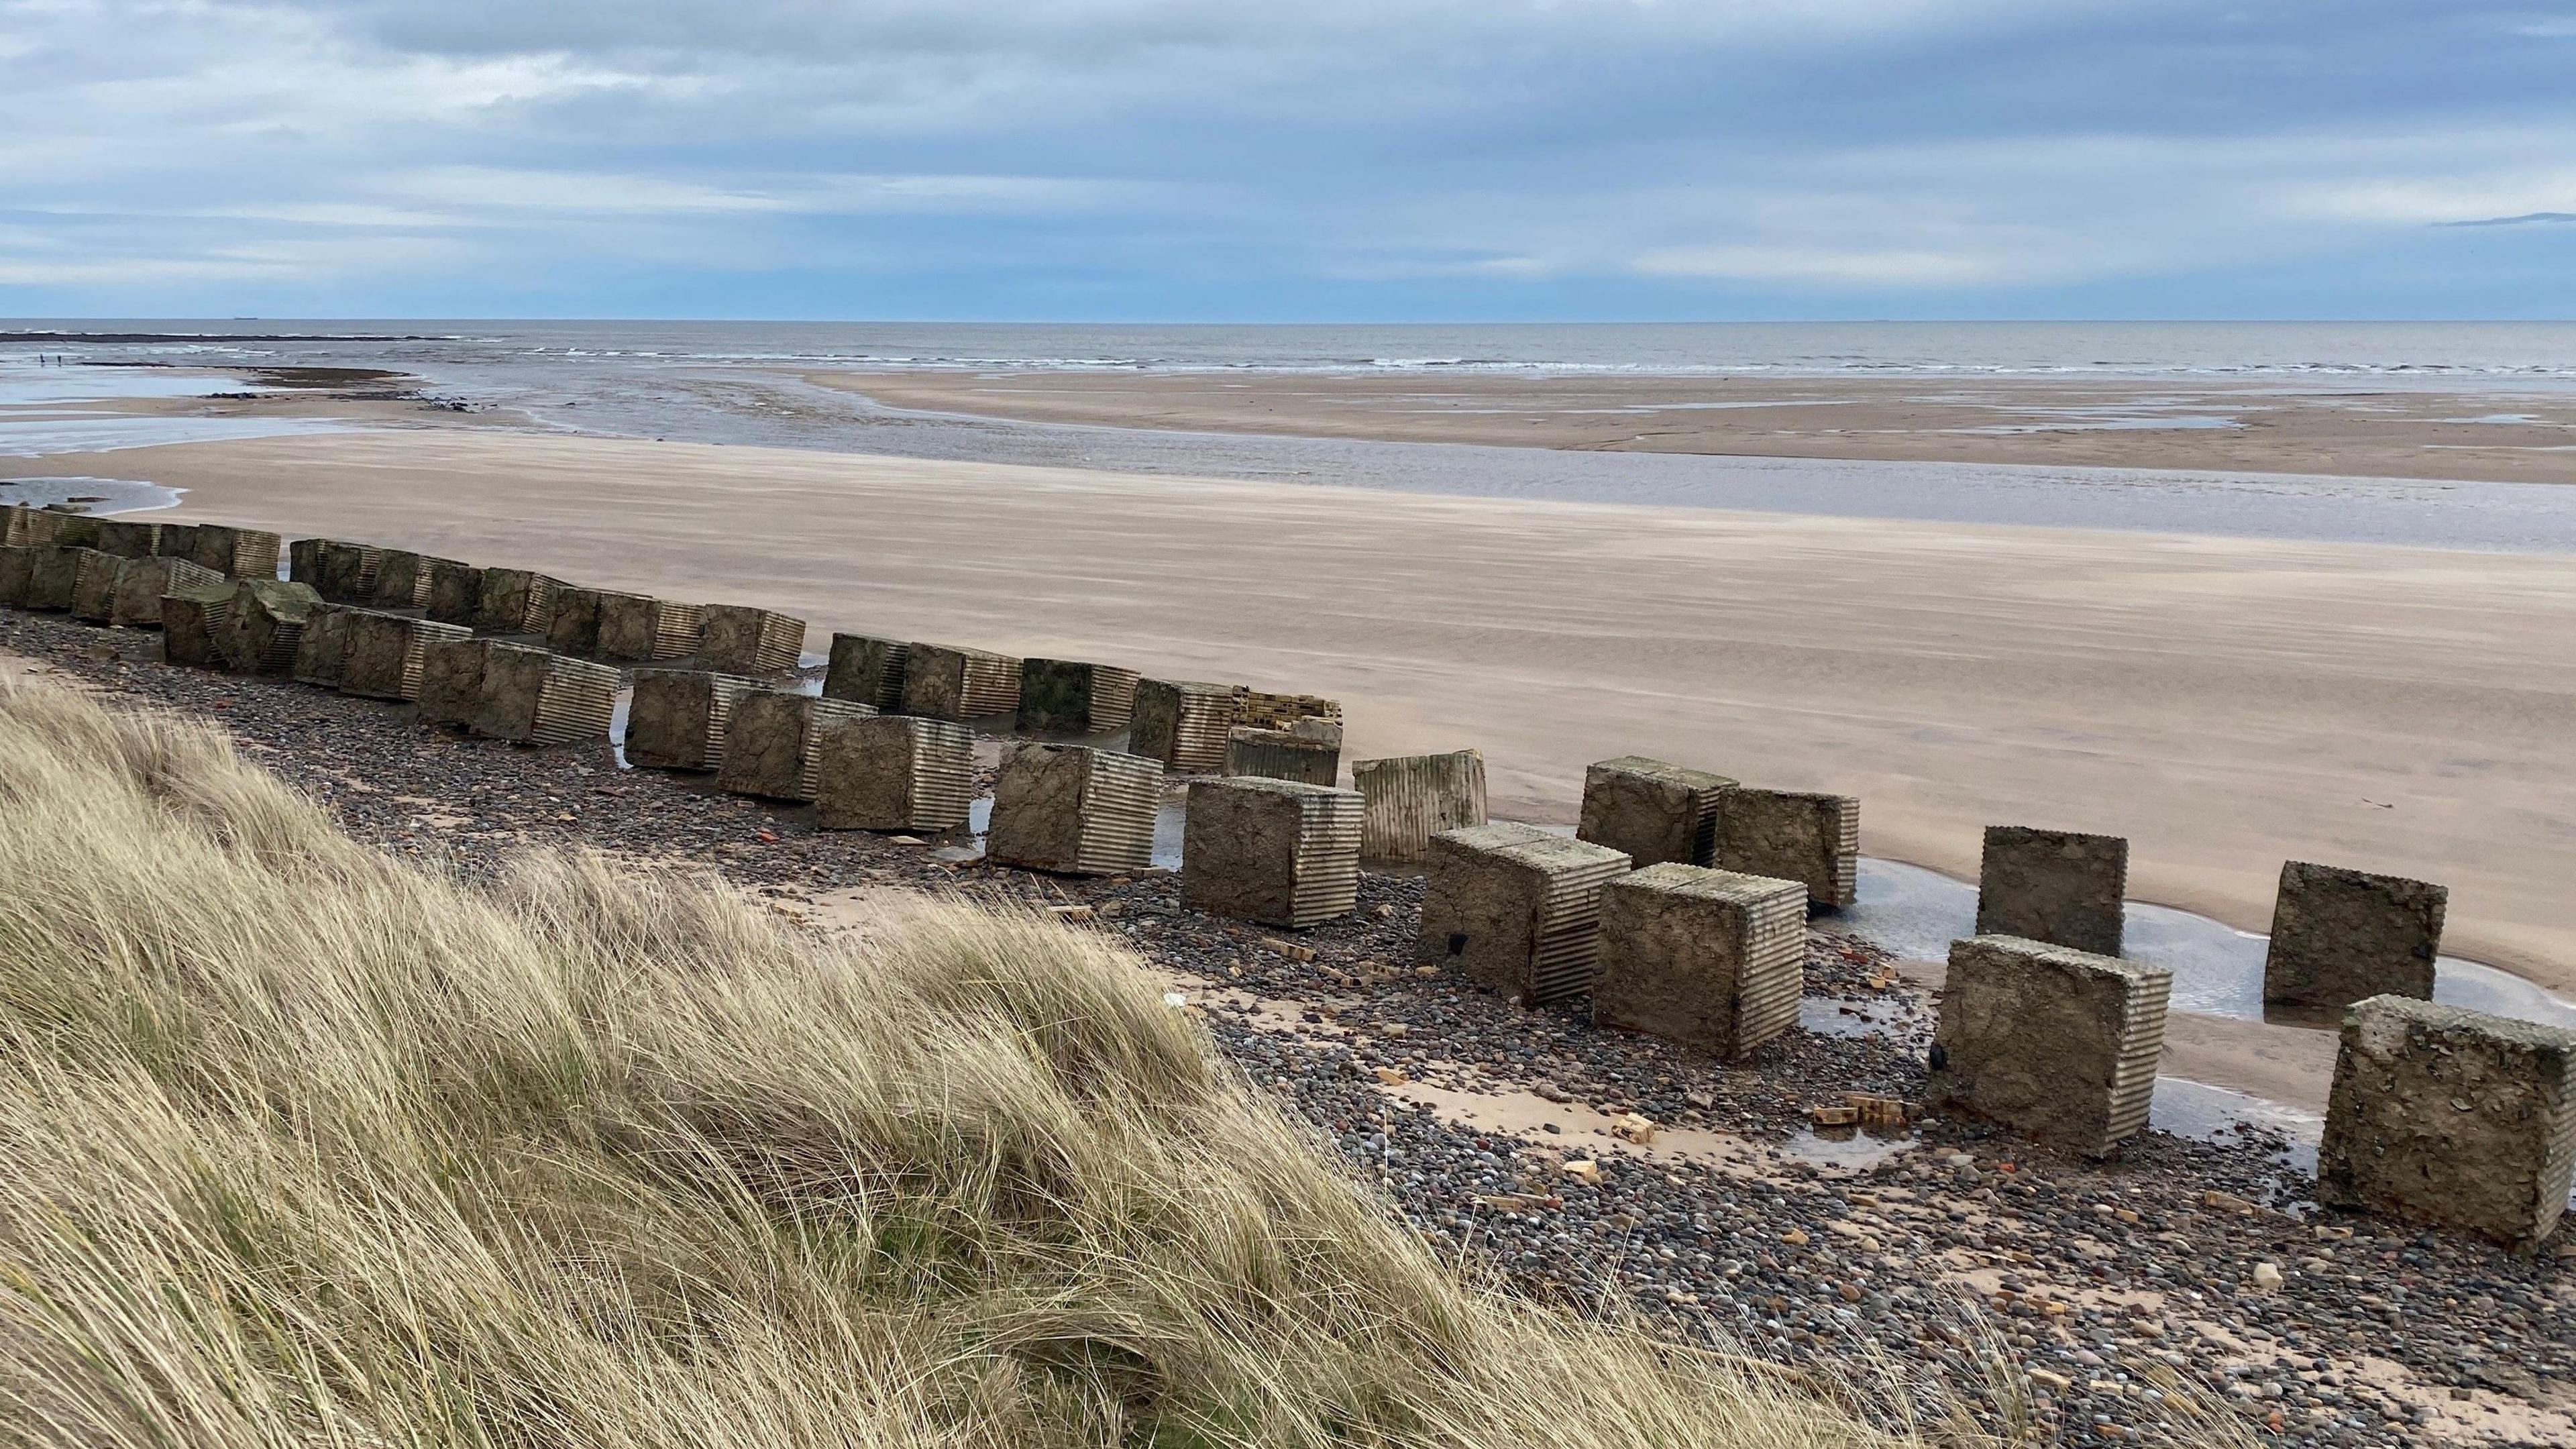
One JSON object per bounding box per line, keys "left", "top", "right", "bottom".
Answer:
{"left": 0, "top": 360, "right": 345, "bottom": 456}
{"left": 1783, "top": 1126, "right": 1917, "bottom": 1169}
{"left": 0, "top": 476, "right": 182, "bottom": 513}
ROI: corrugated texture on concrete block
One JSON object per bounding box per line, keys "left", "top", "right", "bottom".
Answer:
{"left": 474, "top": 567, "right": 561, "bottom": 635}
{"left": 988, "top": 742, "right": 1161, "bottom": 876}
{"left": 223, "top": 580, "right": 321, "bottom": 675}
{"left": 316, "top": 541, "right": 384, "bottom": 604}
{"left": 26, "top": 545, "right": 95, "bottom": 611}
{"left": 823, "top": 633, "right": 910, "bottom": 710}
{"left": 1017, "top": 657, "right": 1141, "bottom": 734}
{"left": 2318, "top": 996, "right": 2576, "bottom": 1250}
{"left": 370, "top": 550, "right": 454, "bottom": 609}
{"left": 718, "top": 690, "right": 875, "bottom": 801}
{"left": 1130, "top": 679, "right": 1240, "bottom": 775}
{"left": 474, "top": 648, "right": 620, "bottom": 746}
{"left": 1976, "top": 825, "right": 2129, "bottom": 956}
{"left": 1928, "top": 934, "right": 2171, "bottom": 1158}
{"left": 69, "top": 550, "right": 125, "bottom": 623}
{"left": 2264, "top": 861, "right": 2448, "bottom": 1012}
{"left": 292, "top": 604, "right": 357, "bottom": 688}
{"left": 546, "top": 586, "right": 608, "bottom": 656}
{"left": 598, "top": 594, "right": 702, "bottom": 662}
{"left": 625, "top": 669, "right": 757, "bottom": 773}
{"left": 1578, "top": 756, "right": 1737, "bottom": 869}
{"left": 814, "top": 714, "right": 976, "bottom": 832}
{"left": 1594, "top": 863, "right": 1805, "bottom": 1060}
{"left": 699, "top": 604, "right": 806, "bottom": 675}
{"left": 425, "top": 560, "right": 486, "bottom": 626}
{"left": 1354, "top": 749, "right": 1489, "bottom": 864}
{"left": 159, "top": 582, "right": 239, "bottom": 669}
{"left": 341, "top": 612, "right": 470, "bottom": 700}
{"left": 1181, "top": 775, "right": 1362, "bottom": 928}
{"left": 93, "top": 518, "right": 162, "bottom": 559}
{"left": 1225, "top": 717, "right": 1342, "bottom": 787}
{"left": 0, "top": 545, "right": 32, "bottom": 606}
{"left": 186, "top": 525, "right": 282, "bottom": 581}
{"left": 1713, "top": 788, "right": 1859, "bottom": 910}
{"left": 111, "top": 556, "right": 221, "bottom": 629}
{"left": 417, "top": 636, "right": 508, "bottom": 727}
{"left": 1417, "top": 822, "right": 1631, "bottom": 1006}
{"left": 902, "top": 642, "right": 1023, "bottom": 720}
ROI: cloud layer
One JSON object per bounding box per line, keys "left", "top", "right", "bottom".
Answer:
{"left": 0, "top": 0, "right": 2570, "bottom": 317}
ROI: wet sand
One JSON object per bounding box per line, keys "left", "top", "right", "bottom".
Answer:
{"left": 11, "top": 425, "right": 2575, "bottom": 996}
{"left": 828, "top": 370, "right": 2576, "bottom": 486}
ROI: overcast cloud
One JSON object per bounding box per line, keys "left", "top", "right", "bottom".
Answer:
{"left": 0, "top": 0, "right": 2570, "bottom": 317}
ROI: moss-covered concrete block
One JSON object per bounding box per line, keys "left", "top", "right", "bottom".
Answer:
{"left": 1016, "top": 657, "right": 1140, "bottom": 734}
{"left": 900, "top": 641, "right": 1022, "bottom": 720}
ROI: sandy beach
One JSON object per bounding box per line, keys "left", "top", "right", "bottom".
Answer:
{"left": 13, "top": 420, "right": 2575, "bottom": 997}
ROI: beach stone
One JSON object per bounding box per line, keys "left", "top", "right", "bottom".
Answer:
{"left": 0, "top": 545, "right": 32, "bottom": 606}
{"left": 91, "top": 518, "right": 162, "bottom": 559}
{"left": 698, "top": 604, "right": 806, "bottom": 675}
{"left": 2317, "top": 996, "right": 2576, "bottom": 1251}
{"left": 987, "top": 741, "right": 1163, "bottom": 875}
{"left": 2264, "top": 861, "right": 2448, "bottom": 1011}
{"left": 1181, "top": 775, "right": 1363, "bottom": 928}
{"left": 474, "top": 566, "right": 561, "bottom": 635}
{"left": 1976, "top": 824, "right": 2129, "bottom": 955}
{"left": 1593, "top": 863, "right": 1806, "bottom": 1060}
{"left": 1354, "top": 749, "right": 1489, "bottom": 864}
{"left": 595, "top": 593, "right": 702, "bottom": 661}
{"left": 813, "top": 714, "right": 976, "bottom": 831}
{"left": 185, "top": 525, "right": 282, "bottom": 582}
{"left": 1927, "top": 934, "right": 2171, "bottom": 1158}
{"left": 370, "top": 549, "right": 455, "bottom": 609}
{"left": 221, "top": 580, "right": 322, "bottom": 675}
{"left": 109, "top": 555, "right": 223, "bottom": 629}
{"left": 1578, "top": 755, "right": 1737, "bottom": 868}
{"left": 901, "top": 641, "right": 1023, "bottom": 720}
{"left": 1017, "top": 657, "right": 1140, "bottom": 734}
{"left": 1130, "top": 678, "right": 1241, "bottom": 775}
{"left": 340, "top": 611, "right": 471, "bottom": 700}
{"left": 1224, "top": 716, "right": 1342, "bottom": 787}
{"left": 417, "top": 635, "right": 515, "bottom": 727}
{"left": 545, "top": 586, "right": 609, "bottom": 656}
{"left": 625, "top": 668, "right": 757, "bottom": 772}
{"left": 25, "top": 545, "right": 95, "bottom": 611}
{"left": 1417, "top": 821, "right": 1631, "bottom": 1006}
{"left": 291, "top": 603, "right": 358, "bottom": 688}
{"left": 474, "top": 647, "right": 620, "bottom": 746}
{"left": 1712, "top": 788, "right": 1860, "bottom": 910}
{"left": 822, "top": 633, "right": 909, "bottom": 710}
{"left": 158, "top": 579, "right": 239, "bottom": 669}
{"left": 717, "top": 689, "right": 875, "bottom": 800}
{"left": 425, "top": 559, "right": 486, "bottom": 626}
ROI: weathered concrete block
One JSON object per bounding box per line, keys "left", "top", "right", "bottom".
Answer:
{"left": 545, "top": 586, "right": 608, "bottom": 656}
{"left": 1927, "top": 935, "right": 2171, "bottom": 1157}
{"left": 91, "top": 518, "right": 162, "bottom": 559}
{"left": 186, "top": 525, "right": 282, "bottom": 581}
{"left": 45, "top": 514, "right": 101, "bottom": 549}
{"left": 1712, "top": 788, "right": 1859, "bottom": 910}
{"left": 158, "top": 580, "right": 239, "bottom": 669}
{"left": 814, "top": 714, "right": 976, "bottom": 832}
{"left": 425, "top": 559, "right": 486, "bottom": 626}
{"left": 110, "top": 556, "right": 222, "bottom": 629}
{"left": 1129, "top": 679, "right": 1240, "bottom": 775}
{"left": 902, "top": 642, "right": 1023, "bottom": 720}
{"left": 0, "top": 545, "right": 32, "bottom": 606}
{"left": 1417, "top": 822, "right": 1631, "bottom": 1006}
{"left": 625, "top": 669, "right": 758, "bottom": 772}
{"left": 598, "top": 594, "right": 702, "bottom": 661}
{"left": 1017, "top": 657, "right": 1140, "bottom": 734}
{"left": 152, "top": 523, "right": 201, "bottom": 564}
{"left": 1224, "top": 717, "right": 1342, "bottom": 787}
{"left": 699, "top": 604, "right": 806, "bottom": 674}
{"left": 222, "top": 580, "right": 322, "bottom": 674}
{"left": 341, "top": 612, "right": 471, "bottom": 700}
{"left": 25, "top": 545, "right": 96, "bottom": 611}
{"left": 2263, "top": 861, "right": 2447, "bottom": 1011}
{"left": 988, "top": 742, "right": 1163, "bottom": 875}
{"left": 1236, "top": 690, "right": 1340, "bottom": 731}
{"left": 370, "top": 549, "right": 456, "bottom": 609}
{"left": 0, "top": 505, "right": 32, "bottom": 548}
{"left": 2318, "top": 996, "right": 2576, "bottom": 1250}
{"left": 474, "top": 566, "right": 562, "bottom": 635}
{"left": 823, "top": 633, "right": 910, "bottom": 710}
{"left": 474, "top": 647, "right": 620, "bottom": 746}
{"left": 1593, "top": 863, "right": 1807, "bottom": 1059}
{"left": 1354, "top": 749, "right": 1489, "bottom": 865}
{"left": 289, "top": 536, "right": 323, "bottom": 586}
{"left": 1578, "top": 756, "right": 1737, "bottom": 868}
{"left": 69, "top": 551, "right": 125, "bottom": 623}
{"left": 1975, "top": 825, "right": 2129, "bottom": 956}
{"left": 717, "top": 690, "right": 876, "bottom": 801}
{"left": 417, "top": 635, "right": 513, "bottom": 727}
{"left": 291, "top": 604, "right": 357, "bottom": 688}
{"left": 315, "top": 541, "right": 384, "bottom": 603}
{"left": 1181, "top": 775, "right": 1362, "bottom": 928}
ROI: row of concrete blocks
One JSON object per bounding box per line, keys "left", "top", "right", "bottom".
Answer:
{"left": 4, "top": 506, "right": 281, "bottom": 580}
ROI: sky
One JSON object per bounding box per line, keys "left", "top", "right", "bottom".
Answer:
{"left": 1, "top": 0, "right": 2572, "bottom": 321}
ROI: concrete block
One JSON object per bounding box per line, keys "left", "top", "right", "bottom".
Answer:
{"left": 370, "top": 549, "right": 456, "bottom": 609}
{"left": 1130, "top": 679, "right": 1240, "bottom": 775}
{"left": 68, "top": 550, "right": 126, "bottom": 623}
{"left": 1224, "top": 717, "right": 1342, "bottom": 787}
{"left": 417, "top": 635, "right": 512, "bottom": 727}
{"left": 289, "top": 536, "right": 322, "bottom": 586}
{"left": 717, "top": 690, "right": 876, "bottom": 800}
{"left": 1354, "top": 749, "right": 1489, "bottom": 864}
{"left": 1017, "top": 657, "right": 1140, "bottom": 734}
{"left": 0, "top": 545, "right": 32, "bottom": 606}
{"left": 1927, "top": 934, "right": 2171, "bottom": 1157}
{"left": 46, "top": 515, "right": 101, "bottom": 549}
{"left": 987, "top": 742, "right": 1162, "bottom": 875}
{"left": 0, "top": 505, "right": 30, "bottom": 548}
{"left": 545, "top": 586, "right": 608, "bottom": 656}
{"left": 1713, "top": 788, "right": 1859, "bottom": 910}
{"left": 158, "top": 580, "right": 239, "bottom": 670}
{"left": 1181, "top": 775, "right": 1362, "bottom": 928}
{"left": 474, "top": 647, "right": 620, "bottom": 746}
{"left": 901, "top": 642, "right": 1022, "bottom": 720}
{"left": 2264, "top": 861, "right": 2447, "bottom": 1011}
{"left": 1417, "top": 822, "right": 1631, "bottom": 1005}
{"left": 1976, "top": 825, "right": 2129, "bottom": 955}
{"left": 1594, "top": 863, "right": 1807, "bottom": 1059}
{"left": 341, "top": 612, "right": 471, "bottom": 700}
{"left": 1236, "top": 690, "right": 1340, "bottom": 731}
{"left": 1578, "top": 756, "right": 1737, "bottom": 868}
{"left": 814, "top": 714, "right": 977, "bottom": 832}
{"left": 823, "top": 633, "right": 910, "bottom": 710}
{"left": 110, "top": 556, "right": 222, "bottom": 629}
{"left": 2318, "top": 996, "right": 2576, "bottom": 1250}
{"left": 25, "top": 545, "right": 95, "bottom": 611}
{"left": 291, "top": 604, "right": 357, "bottom": 688}
{"left": 185, "top": 525, "right": 282, "bottom": 582}
{"left": 315, "top": 541, "right": 384, "bottom": 604}
{"left": 598, "top": 594, "right": 702, "bottom": 661}
{"left": 152, "top": 523, "right": 200, "bottom": 564}
{"left": 425, "top": 559, "right": 486, "bottom": 626}
{"left": 625, "top": 669, "right": 758, "bottom": 772}
{"left": 474, "top": 566, "right": 561, "bottom": 635}
{"left": 699, "top": 604, "right": 805, "bottom": 674}
{"left": 92, "top": 518, "right": 162, "bottom": 559}
{"left": 221, "top": 580, "right": 322, "bottom": 674}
